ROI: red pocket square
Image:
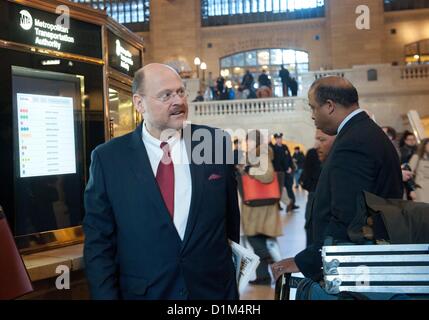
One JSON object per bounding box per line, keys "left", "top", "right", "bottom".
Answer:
{"left": 208, "top": 174, "right": 222, "bottom": 180}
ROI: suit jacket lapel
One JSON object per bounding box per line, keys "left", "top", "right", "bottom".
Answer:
{"left": 181, "top": 124, "right": 205, "bottom": 251}
{"left": 128, "top": 123, "right": 181, "bottom": 240}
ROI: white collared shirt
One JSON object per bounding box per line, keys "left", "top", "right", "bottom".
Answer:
{"left": 337, "top": 108, "right": 365, "bottom": 134}
{"left": 142, "top": 122, "right": 192, "bottom": 240}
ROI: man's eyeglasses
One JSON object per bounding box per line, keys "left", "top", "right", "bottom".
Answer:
{"left": 146, "top": 87, "right": 188, "bottom": 103}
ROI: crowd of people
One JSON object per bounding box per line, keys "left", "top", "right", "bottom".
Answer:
{"left": 233, "top": 96, "right": 429, "bottom": 287}
{"left": 196, "top": 66, "right": 299, "bottom": 101}
{"left": 382, "top": 127, "right": 429, "bottom": 203}
{"left": 82, "top": 63, "right": 428, "bottom": 300}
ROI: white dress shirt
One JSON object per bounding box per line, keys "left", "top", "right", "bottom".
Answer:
{"left": 337, "top": 108, "right": 365, "bottom": 134}
{"left": 142, "top": 122, "right": 192, "bottom": 240}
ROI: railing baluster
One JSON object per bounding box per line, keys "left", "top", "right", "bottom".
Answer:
{"left": 399, "top": 65, "right": 429, "bottom": 80}
{"left": 189, "top": 97, "right": 311, "bottom": 119}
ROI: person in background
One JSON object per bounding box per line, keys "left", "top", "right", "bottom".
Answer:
{"left": 233, "top": 138, "right": 244, "bottom": 167}
{"left": 272, "top": 76, "right": 403, "bottom": 283}
{"left": 399, "top": 131, "right": 419, "bottom": 199}
{"left": 241, "top": 70, "right": 254, "bottom": 95}
{"left": 288, "top": 77, "right": 298, "bottom": 97}
{"left": 278, "top": 65, "right": 290, "bottom": 97}
{"left": 300, "top": 148, "right": 320, "bottom": 247}
{"left": 203, "top": 86, "right": 213, "bottom": 101}
{"left": 382, "top": 126, "right": 418, "bottom": 200}
{"left": 258, "top": 69, "right": 272, "bottom": 89}
{"left": 292, "top": 146, "right": 305, "bottom": 189}
{"left": 399, "top": 130, "right": 418, "bottom": 164}
{"left": 238, "top": 130, "right": 282, "bottom": 285}
{"left": 382, "top": 126, "right": 400, "bottom": 157}
{"left": 300, "top": 129, "right": 336, "bottom": 247}
{"left": 233, "top": 138, "right": 245, "bottom": 200}
{"left": 240, "top": 70, "right": 257, "bottom": 99}
{"left": 216, "top": 75, "right": 229, "bottom": 100}
{"left": 270, "top": 133, "right": 298, "bottom": 211}
{"left": 314, "top": 129, "right": 336, "bottom": 164}
{"left": 257, "top": 70, "right": 272, "bottom": 98}
{"left": 228, "top": 86, "right": 236, "bottom": 100}
{"left": 192, "top": 91, "right": 204, "bottom": 102}
{"left": 409, "top": 138, "right": 429, "bottom": 203}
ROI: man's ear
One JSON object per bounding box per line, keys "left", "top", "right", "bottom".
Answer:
{"left": 133, "top": 94, "right": 145, "bottom": 114}
{"left": 326, "top": 99, "right": 335, "bottom": 115}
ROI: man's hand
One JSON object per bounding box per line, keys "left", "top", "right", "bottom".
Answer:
{"left": 287, "top": 168, "right": 292, "bottom": 174}
{"left": 271, "top": 257, "right": 300, "bottom": 282}
{"left": 410, "top": 191, "right": 417, "bottom": 201}
{"left": 402, "top": 170, "right": 413, "bottom": 182}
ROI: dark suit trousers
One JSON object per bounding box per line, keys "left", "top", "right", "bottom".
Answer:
{"left": 284, "top": 173, "right": 296, "bottom": 204}
{"left": 247, "top": 235, "right": 272, "bottom": 280}
{"left": 305, "top": 192, "right": 315, "bottom": 247}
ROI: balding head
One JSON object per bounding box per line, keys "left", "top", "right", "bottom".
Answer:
{"left": 309, "top": 76, "right": 359, "bottom": 109}
{"left": 132, "top": 63, "right": 181, "bottom": 96}
{"left": 132, "top": 63, "right": 188, "bottom": 139}
{"left": 308, "top": 76, "right": 360, "bottom": 136}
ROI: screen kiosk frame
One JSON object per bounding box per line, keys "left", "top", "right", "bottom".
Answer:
{"left": 0, "top": 0, "right": 143, "bottom": 254}
{"left": 11, "top": 66, "right": 86, "bottom": 253}
{"left": 0, "top": 0, "right": 135, "bottom": 254}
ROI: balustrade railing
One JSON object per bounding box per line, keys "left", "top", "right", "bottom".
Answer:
{"left": 400, "top": 65, "right": 429, "bottom": 79}
{"left": 190, "top": 97, "right": 309, "bottom": 117}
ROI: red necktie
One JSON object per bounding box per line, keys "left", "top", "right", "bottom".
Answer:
{"left": 156, "top": 142, "right": 174, "bottom": 219}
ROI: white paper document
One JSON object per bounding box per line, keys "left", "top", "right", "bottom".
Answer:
{"left": 230, "top": 240, "right": 260, "bottom": 294}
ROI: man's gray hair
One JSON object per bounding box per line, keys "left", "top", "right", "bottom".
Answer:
{"left": 132, "top": 69, "right": 145, "bottom": 95}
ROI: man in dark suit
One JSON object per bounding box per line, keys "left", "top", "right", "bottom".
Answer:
{"left": 83, "top": 63, "right": 240, "bottom": 300}
{"left": 270, "top": 133, "right": 298, "bottom": 211}
{"left": 272, "top": 76, "right": 403, "bottom": 281}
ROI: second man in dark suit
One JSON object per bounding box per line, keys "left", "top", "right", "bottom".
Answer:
{"left": 272, "top": 76, "right": 403, "bottom": 281}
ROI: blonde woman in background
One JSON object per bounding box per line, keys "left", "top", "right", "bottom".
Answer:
{"left": 238, "top": 130, "right": 283, "bottom": 285}
{"left": 409, "top": 138, "right": 429, "bottom": 203}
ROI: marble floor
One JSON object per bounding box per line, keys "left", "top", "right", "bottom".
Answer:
{"left": 240, "top": 188, "right": 307, "bottom": 300}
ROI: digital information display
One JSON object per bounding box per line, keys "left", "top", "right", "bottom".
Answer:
{"left": 17, "top": 93, "right": 76, "bottom": 178}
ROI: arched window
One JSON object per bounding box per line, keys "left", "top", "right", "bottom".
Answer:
{"left": 405, "top": 39, "right": 429, "bottom": 65}
{"left": 220, "top": 48, "right": 309, "bottom": 97}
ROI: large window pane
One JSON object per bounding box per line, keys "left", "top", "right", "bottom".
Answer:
{"left": 265, "top": 0, "right": 272, "bottom": 12}
{"left": 282, "top": 50, "right": 296, "bottom": 64}
{"left": 220, "top": 56, "right": 232, "bottom": 68}
{"left": 232, "top": 53, "right": 245, "bottom": 66}
{"left": 285, "top": 63, "right": 297, "bottom": 76}
{"left": 297, "top": 63, "right": 309, "bottom": 73}
{"left": 296, "top": 50, "right": 309, "bottom": 63}
{"left": 124, "top": 3, "right": 131, "bottom": 23}
{"left": 257, "top": 50, "right": 270, "bottom": 65}
{"left": 245, "top": 51, "right": 257, "bottom": 66}
{"left": 270, "top": 49, "right": 283, "bottom": 65}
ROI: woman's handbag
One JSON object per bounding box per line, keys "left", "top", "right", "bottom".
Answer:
{"left": 241, "top": 173, "right": 281, "bottom": 207}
